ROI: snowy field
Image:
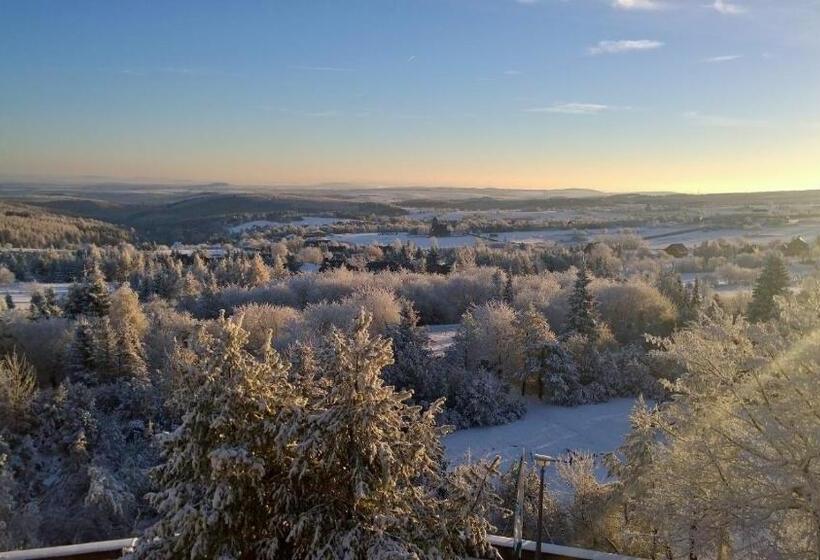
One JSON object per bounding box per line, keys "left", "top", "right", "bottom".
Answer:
{"left": 229, "top": 216, "right": 351, "bottom": 233}
{"left": 0, "top": 282, "right": 73, "bottom": 310}
{"left": 329, "top": 220, "right": 820, "bottom": 250}
{"left": 444, "top": 397, "right": 637, "bottom": 467}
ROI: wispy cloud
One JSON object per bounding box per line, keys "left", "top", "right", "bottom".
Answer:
{"left": 712, "top": 0, "right": 745, "bottom": 15}
{"left": 503, "top": 69, "right": 522, "bottom": 76}
{"left": 289, "top": 65, "right": 353, "bottom": 72}
{"left": 683, "top": 111, "right": 766, "bottom": 128}
{"left": 704, "top": 54, "right": 742, "bottom": 63}
{"left": 525, "top": 103, "right": 613, "bottom": 115}
{"left": 613, "top": 0, "right": 665, "bottom": 11}
{"left": 588, "top": 39, "right": 664, "bottom": 55}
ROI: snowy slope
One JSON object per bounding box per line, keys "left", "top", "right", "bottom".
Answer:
{"left": 444, "top": 397, "right": 637, "bottom": 466}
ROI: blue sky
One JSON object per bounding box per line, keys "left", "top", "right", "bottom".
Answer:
{"left": 1, "top": 0, "right": 818, "bottom": 192}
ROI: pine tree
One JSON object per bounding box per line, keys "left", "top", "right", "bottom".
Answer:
{"left": 291, "top": 311, "right": 489, "bottom": 558}
{"left": 134, "top": 315, "right": 298, "bottom": 559}
{"left": 72, "top": 316, "right": 97, "bottom": 372}
{"left": 244, "top": 253, "right": 271, "bottom": 287}
{"left": 748, "top": 254, "right": 790, "bottom": 322}
{"left": 85, "top": 262, "right": 111, "bottom": 317}
{"left": 382, "top": 301, "right": 444, "bottom": 404}
{"left": 29, "top": 288, "right": 61, "bottom": 320}
{"left": 568, "top": 264, "right": 598, "bottom": 338}
{"left": 270, "top": 254, "right": 288, "bottom": 279}
{"left": 136, "top": 312, "right": 498, "bottom": 559}
{"left": 64, "top": 262, "right": 110, "bottom": 318}
{"left": 503, "top": 273, "right": 515, "bottom": 305}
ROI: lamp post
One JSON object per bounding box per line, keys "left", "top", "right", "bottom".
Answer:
{"left": 532, "top": 454, "right": 556, "bottom": 560}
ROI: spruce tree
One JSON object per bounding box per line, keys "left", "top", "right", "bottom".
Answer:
{"left": 382, "top": 301, "right": 444, "bottom": 404}
{"left": 748, "top": 254, "right": 790, "bottom": 322}
{"left": 85, "top": 263, "right": 111, "bottom": 316}
{"left": 503, "top": 273, "right": 515, "bottom": 305}
{"left": 134, "top": 315, "right": 298, "bottom": 559}
{"left": 64, "top": 262, "right": 110, "bottom": 318}
{"left": 568, "top": 264, "right": 598, "bottom": 338}
{"left": 136, "top": 312, "right": 498, "bottom": 559}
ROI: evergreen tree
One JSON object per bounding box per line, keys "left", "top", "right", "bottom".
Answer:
{"left": 29, "top": 289, "right": 47, "bottom": 320}
{"left": 748, "top": 254, "right": 790, "bottom": 322}
{"left": 382, "top": 301, "right": 445, "bottom": 404}
{"left": 244, "top": 253, "right": 271, "bottom": 287}
{"left": 568, "top": 264, "right": 598, "bottom": 338}
{"left": 64, "top": 262, "right": 110, "bottom": 318}
{"left": 3, "top": 294, "right": 12, "bottom": 310}
{"left": 503, "top": 273, "right": 515, "bottom": 305}
{"left": 29, "top": 287, "right": 61, "bottom": 320}
{"left": 136, "top": 312, "right": 498, "bottom": 559}
{"left": 134, "top": 315, "right": 298, "bottom": 559}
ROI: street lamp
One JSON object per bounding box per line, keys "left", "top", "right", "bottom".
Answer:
{"left": 532, "top": 454, "right": 556, "bottom": 560}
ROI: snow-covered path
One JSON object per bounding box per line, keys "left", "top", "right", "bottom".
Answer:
{"left": 444, "top": 397, "right": 637, "bottom": 466}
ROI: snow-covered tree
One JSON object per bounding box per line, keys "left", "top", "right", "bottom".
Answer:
{"left": 638, "top": 288, "right": 820, "bottom": 559}
{"left": 29, "top": 287, "right": 61, "bottom": 320}
{"left": 382, "top": 301, "right": 446, "bottom": 405}
{"left": 516, "top": 305, "right": 558, "bottom": 397}
{"left": 748, "top": 253, "right": 790, "bottom": 322}
{"left": 135, "top": 311, "right": 500, "bottom": 559}
{"left": 64, "top": 262, "right": 110, "bottom": 318}
{"left": 0, "top": 351, "right": 38, "bottom": 431}
{"left": 568, "top": 264, "right": 598, "bottom": 338}
{"left": 133, "top": 314, "right": 299, "bottom": 559}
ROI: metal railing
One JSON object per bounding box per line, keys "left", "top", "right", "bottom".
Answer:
{"left": 0, "top": 536, "right": 643, "bottom": 560}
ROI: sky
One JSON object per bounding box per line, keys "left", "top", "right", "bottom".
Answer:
{"left": 1, "top": 0, "right": 819, "bottom": 193}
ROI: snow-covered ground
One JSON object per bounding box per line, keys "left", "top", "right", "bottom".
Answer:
{"left": 444, "top": 397, "right": 637, "bottom": 467}
{"left": 0, "top": 282, "right": 73, "bottom": 310}
{"left": 425, "top": 323, "right": 459, "bottom": 356}
{"left": 329, "top": 220, "right": 820, "bottom": 250}
{"left": 229, "top": 216, "right": 350, "bottom": 233}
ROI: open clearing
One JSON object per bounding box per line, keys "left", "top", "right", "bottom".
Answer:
{"left": 444, "top": 397, "right": 637, "bottom": 467}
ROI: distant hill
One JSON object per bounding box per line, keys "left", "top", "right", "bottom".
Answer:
{"left": 0, "top": 201, "right": 131, "bottom": 249}
{"left": 0, "top": 187, "right": 407, "bottom": 244}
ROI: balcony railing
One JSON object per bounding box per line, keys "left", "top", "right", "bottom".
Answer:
{"left": 0, "top": 536, "right": 643, "bottom": 560}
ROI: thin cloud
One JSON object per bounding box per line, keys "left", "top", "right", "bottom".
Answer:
{"left": 525, "top": 103, "right": 612, "bottom": 115}
{"left": 683, "top": 111, "right": 766, "bottom": 128}
{"left": 712, "top": 0, "right": 745, "bottom": 15}
{"left": 613, "top": 0, "right": 665, "bottom": 11}
{"left": 704, "top": 54, "right": 742, "bottom": 63}
{"left": 503, "top": 69, "right": 523, "bottom": 76}
{"left": 588, "top": 39, "right": 664, "bottom": 55}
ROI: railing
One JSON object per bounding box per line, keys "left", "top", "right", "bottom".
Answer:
{"left": 0, "top": 536, "right": 643, "bottom": 560}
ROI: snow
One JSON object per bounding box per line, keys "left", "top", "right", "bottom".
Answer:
{"left": 0, "top": 282, "right": 73, "bottom": 310}
{"left": 329, "top": 219, "right": 820, "bottom": 250}
{"left": 425, "top": 323, "right": 458, "bottom": 356}
{"left": 444, "top": 397, "right": 637, "bottom": 467}
{"left": 229, "top": 216, "right": 350, "bottom": 233}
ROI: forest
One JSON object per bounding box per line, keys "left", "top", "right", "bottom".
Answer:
{"left": 0, "top": 219, "right": 816, "bottom": 559}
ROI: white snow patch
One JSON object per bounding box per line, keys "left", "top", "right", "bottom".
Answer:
{"left": 425, "top": 323, "right": 459, "bottom": 356}
{"left": 444, "top": 397, "right": 637, "bottom": 467}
